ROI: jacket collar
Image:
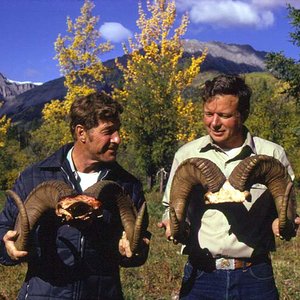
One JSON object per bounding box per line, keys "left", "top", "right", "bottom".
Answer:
{"left": 38, "top": 143, "right": 74, "bottom": 170}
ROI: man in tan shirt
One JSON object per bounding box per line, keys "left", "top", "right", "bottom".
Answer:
{"left": 159, "top": 74, "right": 300, "bottom": 299}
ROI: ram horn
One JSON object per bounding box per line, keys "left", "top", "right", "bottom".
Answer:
{"left": 169, "top": 158, "right": 226, "bottom": 244}
{"left": 228, "top": 155, "right": 296, "bottom": 240}
{"left": 83, "top": 180, "right": 147, "bottom": 254}
{"left": 6, "top": 180, "right": 76, "bottom": 251}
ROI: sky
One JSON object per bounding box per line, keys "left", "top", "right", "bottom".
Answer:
{"left": 0, "top": 0, "right": 299, "bottom": 84}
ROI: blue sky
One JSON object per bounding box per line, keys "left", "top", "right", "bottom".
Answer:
{"left": 0, "top": 0, "right": 299, "bottom": 84}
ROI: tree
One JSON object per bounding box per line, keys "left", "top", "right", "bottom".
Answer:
{"left": 245, "top": 73, "right": 300, "bottom": 181}
{"left": 266, "top": 5, "right": 300, "bottom": 100}
{"left": 264, "top": 5, "right": 300, "bottom": 180}
{"left": 113, "top": 0, "right": 206, "bottom": 189}
{"left": 31, "top": 0, "right": 113, "bottom": 157}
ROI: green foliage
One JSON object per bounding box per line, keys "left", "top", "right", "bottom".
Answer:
{"left": 0, "top": 136, "right": 35, "bottom": 189}
{"left": 266, "top": 5, "right": 300, "bottom": 100}
{"left": 245, "top": 73, "right": 300, "bottom": 181}
{"left": 30, "top": 118, "right": 71, "bottom": 161}
{"left": 266, "top": 51, "right": 300, "bottom": 99}
{"left": 288, "top": 4, "right": 300, "bottom": 48}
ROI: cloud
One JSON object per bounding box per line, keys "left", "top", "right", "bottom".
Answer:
{"left": 251, "top": 0, "right": 300, "bottom": 9}
{"left": 175, "top": 0, "right": 300, "bottom": 28}
{"left": 100, "top": 22, "right": 132, "bottom": 43}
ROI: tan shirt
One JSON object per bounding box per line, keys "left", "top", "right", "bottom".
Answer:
{"left": 162, "top": 128, "right": 294, "bottom": 258}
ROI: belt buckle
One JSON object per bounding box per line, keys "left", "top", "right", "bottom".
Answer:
{"left": 215, "top": 258, "right": 235, "bottom": 270}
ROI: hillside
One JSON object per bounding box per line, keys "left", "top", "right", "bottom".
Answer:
{"left": 0, "top": 40, "right": 267, "bottom": 123}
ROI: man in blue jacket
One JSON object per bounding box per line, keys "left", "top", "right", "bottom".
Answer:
{"left": 0, "top": 92, "right": 150, "bottom": 300}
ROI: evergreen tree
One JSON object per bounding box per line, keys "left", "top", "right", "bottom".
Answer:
{"left": 266, "top": 5, "right": 300, "bottom": 100}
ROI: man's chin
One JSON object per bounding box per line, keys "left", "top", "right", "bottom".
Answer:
{"left": 103, "top": 152, "right": 118, "bottom": 162}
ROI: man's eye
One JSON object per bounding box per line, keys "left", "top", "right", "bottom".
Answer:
{"left": 219, "top": 115, "right": 232, "bottom": 119}
{"left": 204, "top": 112, "right": 213, "bottom": 117}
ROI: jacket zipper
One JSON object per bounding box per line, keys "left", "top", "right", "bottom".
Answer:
{"left": 60, "top": 167, "right": 76, "bottom": 189}
{"left": 60, "top": 166, "right": 109, "bottom": 299}
{"left": 61, "top": 166, "right": 84, "bottom": 300}
{"left": 24, "top": 283, "right": 30, "bottom": 299}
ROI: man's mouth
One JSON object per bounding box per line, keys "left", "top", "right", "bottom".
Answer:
{"left": 211, "top": 130, "right": 224, "bottom": 136}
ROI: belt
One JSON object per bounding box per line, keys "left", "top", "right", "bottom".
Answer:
{"left": 189, "top": 253, "right": 270, "bottom": 271}
{"left": 215, "top": 257, "right": 253, "bottom": 270}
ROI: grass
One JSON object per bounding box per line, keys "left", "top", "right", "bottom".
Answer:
{"left": 0, "top": 191, "right": 299, "bottom": 299}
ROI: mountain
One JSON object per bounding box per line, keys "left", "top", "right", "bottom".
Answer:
{"left": 183, "top": 40, "right": 266, "bottom": 73}
{"left": 0, "top": 76, "right": 67, "bottom": 122}
{"left": 0, "top": 73, "right": 40, "bottom": 101}
{"left": 0, "top": 40, "right": 267, "bottom": 123}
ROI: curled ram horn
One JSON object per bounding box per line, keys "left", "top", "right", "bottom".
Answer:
{"left": 83, "top": 180, "right": 147, "bottom": 254}
{"left": 228, "top": 155, "right": 296, "bottom": 241}
{"left": 6, "top": 180, "right": 76, "bottom": 251}
{"left": 169, "top": 158, "right": 226, "bottom": 244}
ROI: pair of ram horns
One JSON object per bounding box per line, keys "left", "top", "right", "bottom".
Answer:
{"left": 169, "top": 155, "right": 297, "bottom": 244}
{"left": 6, "top": 180, "right": 146, "bottom": 255}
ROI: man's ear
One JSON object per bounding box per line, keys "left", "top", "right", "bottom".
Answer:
{"left": 75, "top": 125, "right": 86, "bottom": 143}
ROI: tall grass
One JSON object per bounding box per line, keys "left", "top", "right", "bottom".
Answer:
{"left": 0, "top": 191, "right": 299, "bottom": 299}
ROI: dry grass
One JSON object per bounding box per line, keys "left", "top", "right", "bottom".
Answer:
{"left": 0, "top": 191, "right": 299, "bottom": 299}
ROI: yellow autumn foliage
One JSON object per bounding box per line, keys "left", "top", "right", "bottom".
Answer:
{"left": 115, "top": 0, "right": 206, "bottom": 144}
{"left": 112, "top": 0, "right": 207, "bottom": 181}
{"left": 0, "top": 115, "right": 11, "bottom": 148}
{"left": 37, "top": 0, "right": 113, "bottom": 146}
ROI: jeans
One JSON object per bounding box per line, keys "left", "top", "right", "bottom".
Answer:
{"left": 179, "top": 261, "right": 279, "bottom": 300}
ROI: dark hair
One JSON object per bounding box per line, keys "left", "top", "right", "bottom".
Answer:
{"left": 70, "top": 92, "right": 123, "bottom": 139}
{"left": 202, "top": 74, "right": 252, "bottom": 120}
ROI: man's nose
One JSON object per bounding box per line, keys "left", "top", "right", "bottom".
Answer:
{"left": 211, "top": 114, "right": 221, "bottom": 127}
{"left": 111, "top": 131, "right": 121, "bottom": 144}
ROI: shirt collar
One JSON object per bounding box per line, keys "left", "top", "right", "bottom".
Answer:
{"left": 66, "top": 147, "right": 78, "bottom": 180}
{"left": 198, "top": 126, "right": 257, "bottom": 155}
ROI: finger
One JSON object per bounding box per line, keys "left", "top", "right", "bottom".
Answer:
{"left": 124, "top": 240, "right": 132, "bottom": 258}
{"left": 3, "top": 230, "right": 18, "bottom": 242}
{"left": 6, "top": 241, "right": 27, "bottom": 260}
{"left": 271, "top": 218, "right": 280, "bottom": 238}
{"left": 157, "top": 222, "right": 165, "bottom": 229}
{"left": 142, "top": 238, "right": 150, "bottom": 245}
{"left": 119, "top": 231, "right": 132, "bottom": 258}
{"left": 118, "top": 232, "right": 126, "bottom": 256}
{"left": 8, "top": 249, "right": 28, "bottom": 261}
{"left": 122, "top": 232, "right": 132, "bottom": 258}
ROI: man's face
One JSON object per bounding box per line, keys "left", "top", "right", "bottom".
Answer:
{"left": 84, "top": 118, "right": 121, "bottom": 163}
{"left": 203, "top": 94, "right": 244, "bottom": 149}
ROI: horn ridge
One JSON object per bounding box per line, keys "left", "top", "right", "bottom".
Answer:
{"left": 84, "top": 180, "right": 145, "bottom": 254}
{"left": 169, "top": 157, "right": 226, "bottom": 243}
{"left": 229, "top": 155, "right": 295, "bottom": 240}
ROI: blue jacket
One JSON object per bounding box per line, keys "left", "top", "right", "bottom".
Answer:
{"left": 0, "top": 143, "right": 149, "bottom": 300}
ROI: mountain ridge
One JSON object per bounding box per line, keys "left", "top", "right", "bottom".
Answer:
{"left": 0, "top": 40, "right": 268, "bottom": 123}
